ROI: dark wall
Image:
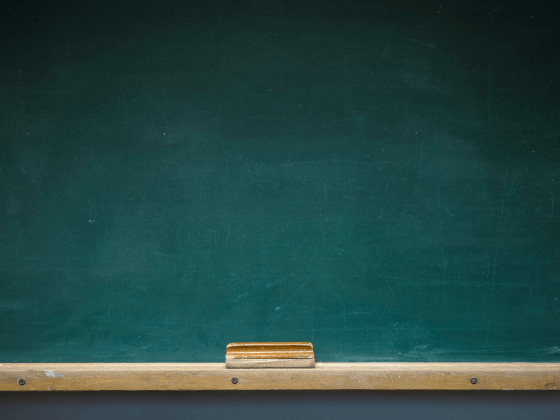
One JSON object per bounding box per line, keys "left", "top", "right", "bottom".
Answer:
{"left": 1, "top": 391, "right": 560, "bottom": 419}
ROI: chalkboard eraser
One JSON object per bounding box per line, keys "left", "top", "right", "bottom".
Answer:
{"left": 225, "top": 342, "right": 315, "bottom": 368}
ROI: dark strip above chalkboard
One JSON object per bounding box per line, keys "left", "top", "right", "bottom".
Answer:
{"left": 1, "top": 363, "right": 559, "bottom": 391}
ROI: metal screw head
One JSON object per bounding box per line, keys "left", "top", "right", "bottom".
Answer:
{"left": 231, "top": 377, "right": 238, "bottom": 384}
{"left": 18, "top": 378, "right": 26, "bottom": 386}
{"left": 470, "top": 377, "right": 477, "bottom": 384}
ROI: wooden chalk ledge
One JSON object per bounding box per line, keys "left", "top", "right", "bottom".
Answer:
{"left": 0, "top": 363, "right": 559, "bottom": 391}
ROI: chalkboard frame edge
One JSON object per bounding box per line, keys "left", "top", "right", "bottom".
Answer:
{"left": 1, "top": 363, "right": 559, "bottom": 391}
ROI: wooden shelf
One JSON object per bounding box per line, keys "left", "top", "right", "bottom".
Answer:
{"left": 1, "top": 363, "right": 559, "bottom": 391}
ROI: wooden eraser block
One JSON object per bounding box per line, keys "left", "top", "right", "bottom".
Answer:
{"left": 225, "top": 342, "right": 315, "bottom": 368}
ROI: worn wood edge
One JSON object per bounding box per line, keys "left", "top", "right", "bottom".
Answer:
{"left": 226, "top": 354, "right": 314, "bottom": 359}
{"left": 226, "top": 353, "right": 314, "bottom": 360}
{"left": 225, "top": 358, "right": 315, "bottom": 368}
{"left": 0, "top": 363, "right": 559, "bottom": 391}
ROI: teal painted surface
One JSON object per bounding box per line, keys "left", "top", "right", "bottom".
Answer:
{"left": 1, "top": 1, "right": 559, "bottom": 362}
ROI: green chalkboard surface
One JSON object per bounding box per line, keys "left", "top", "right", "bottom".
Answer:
{"left": 1, "top": 1, "right": 559, "bottom": 363}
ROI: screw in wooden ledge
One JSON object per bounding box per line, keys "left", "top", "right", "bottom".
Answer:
{"left": 18, "top": 378, "right": 26, "bottom": 386}
{"left": 470, "top": 377, "right": 477, "bottom": 384}
{"left": 231, "top": 377, "right": 238, "bottom": 384}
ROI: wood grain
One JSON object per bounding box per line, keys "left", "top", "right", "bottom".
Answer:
{"left": 1, "top": 363, "right": 559, "bottom": 391}
{"left": 225, "top": 358, "right": 315, "bottom": 369}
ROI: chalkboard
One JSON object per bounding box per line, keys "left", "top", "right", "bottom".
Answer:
{"left": 1, "top": 0, "right": 559, "bottom": 363}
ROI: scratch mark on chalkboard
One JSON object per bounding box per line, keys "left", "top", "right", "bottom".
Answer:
{"left": 517, "top": 101, "right": 531, "bottom": 115}
{"left": 119, "top": 87, "right": 128, "bottom": 121}
{"left": 204, "top": 229, "right": 217, "bottom": 246}
{"left": 535, "top": 74, "right": 555, "bottom": 98}
{"left": 390, "top": 329, "right": 403, "bottom": 346}
{"left": 222, "top": 209, "right": 230, "bottom": 248}
{"left": 385, "top": 280, "right": 396, "bottom": 299}
{"left": 397, "top": 36, "right": 435, "bottom": 49}
{"left": 419, "top": 139, "right": 424, "bottom": 181}
{"left": 136, "top": 91, "right": 170, "bottom": 135}
{"left": 340, "top": 185, "right": 366, "bottom": 192}
{"left": 266, "top": 273, "right": 313, "bottom": 331}
{"left": 222, "top": 144, "right": 228, "bottom": 173}
{"left": 377, "top": 45, "right": 390, "bottom": 71}
{"left": 487, "top": 40, "right": 495, "bottom": 120}
{"left": 485, "top": 150, "right": 510, "bottom": 352}
{"left": 259, "top": 224, "right": 268, "bottom": 269}
{"left": 294, "top": 168, "right": 306, "bottom": 185}
{"left": 384, "top": 154, "right": 414, "bottom": 216}
{"left": 273, "top": 50, "right": 286, "bottom": 66}
{"left": 88, "top": 142, "right": 100, "bottom": 187}
{"left": 274, "top": 160, "right": 388, "bottom": 166}
{"left": 488, "top": 6, "right": 503, "bottom": 15}
{"left": 245, "top": 157, "right": 279, "bottom": 184}
{"left": 320, "top": 181, "right": 327, "bottom": 200}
